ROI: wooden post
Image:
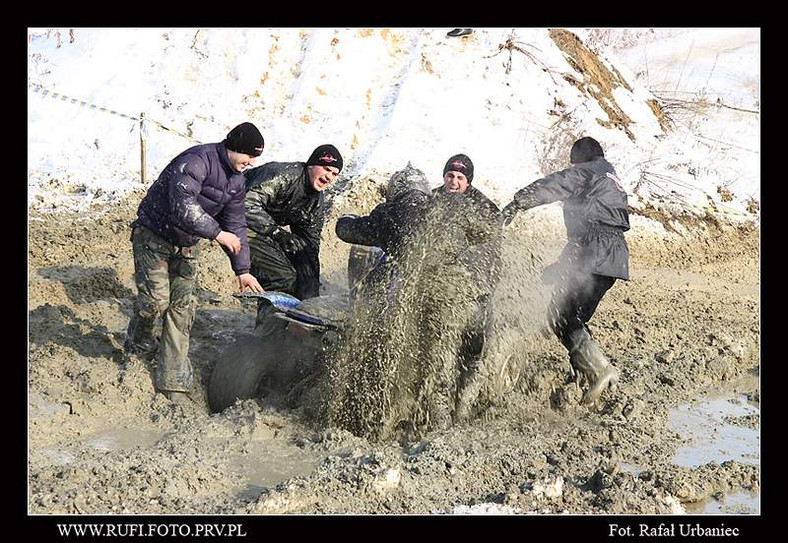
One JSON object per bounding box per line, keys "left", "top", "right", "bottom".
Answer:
{"left": 140, "top": 112, "right": 147, "bottom": 185}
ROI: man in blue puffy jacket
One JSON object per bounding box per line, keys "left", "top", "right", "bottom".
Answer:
{"left": 502, "top": 137, "right": 629, "bottom": 405}
{"left": 123, "top": 122, "right": 265, "bottom": 405}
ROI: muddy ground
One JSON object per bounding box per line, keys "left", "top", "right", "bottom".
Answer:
{"left": 27, "top": 182, "right": 760, "bottom": 523}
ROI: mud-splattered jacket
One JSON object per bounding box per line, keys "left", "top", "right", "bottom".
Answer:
{"left": 509, "top": 157, "right": 630, "bottom": 280}
{"left": 335, "top": 189, "right": 431, "bottom": 258}
{"left": 244, "top": 162, "right": 325, "bottom": 279}
{"left": 133, "top": 141, "right": 251, "bottom": 275}
{"left": 431, "top": 185, "right": 503, "bottom": 295}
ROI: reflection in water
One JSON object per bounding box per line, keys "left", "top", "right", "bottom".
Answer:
{"left": 84, "top": 427, "right": 170, "bottom": 452}
{"left": 227, "top": 443, "right": 322, "bottom": 499}
{"left": 670, "top": 395, "right": 759, "bottom": 468}
{"left": 683, "top": 490, "right": 760, "bottom": 514}
{"left": 669, "top": 394, "right": 760, "bottom": 514}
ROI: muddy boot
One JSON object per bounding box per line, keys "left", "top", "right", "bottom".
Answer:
{"left": 165, "top": 390, "right": 192, "bottom": 407}
{"left": 455, "top": 373, "right": 482, "bottom": 422}
{"left": 582, "top": 363, "right": 619, "bottom": 405}
{"left": 569, "top": 329, "right": 619, "bottom": 405}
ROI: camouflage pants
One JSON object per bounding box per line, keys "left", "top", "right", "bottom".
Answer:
{"left": 248, "top": 234, "right": 320, "bottom": 300}
{"left": 123, "top": 225, "right": 200, "bottom": 392}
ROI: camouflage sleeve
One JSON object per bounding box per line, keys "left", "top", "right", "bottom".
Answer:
{"left": 168, "top": 155, "right": 222, "bottom": 240}
{"left": 289, "top": 199, "right": 324, "bottom": 283}
{"left": 291, "top": 209, "right": 324, "bottom": 251}
{"left": 292, "top": 230, "right": 321, "bottom": 284}
{"left": 244, "top": 164, "right": 287, "bottom": 237}
{"left": 512, "top": 166, "right": 590, "bottom": 211}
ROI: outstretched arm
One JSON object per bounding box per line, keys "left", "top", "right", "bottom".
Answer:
{"left": 502, "top": 166, "right": 589, "bottom": 225}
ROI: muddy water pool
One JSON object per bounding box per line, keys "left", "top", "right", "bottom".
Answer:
{"left": 669, "top": 393, "right": 760, "bottom": 514}
{"left": 224, "top": 442, "right": 323, "bottom": 500}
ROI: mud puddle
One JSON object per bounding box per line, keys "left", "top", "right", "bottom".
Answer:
{"left": 224, "top": 441, "right": 324, "bottom": 500}
{"left": 683, "top": 489, "right": 760, "bottom": 515}
{"left": 36, "top": 425, "right": 170, "bottom": 467}
{"left": 83, "top": 426, "right": 170, "bottom": 453}
{"left": 670, "top": 394, "right": 760, "bottom": 468}
{"left": 669, "top": 391, "right": 760, "bottom": 514}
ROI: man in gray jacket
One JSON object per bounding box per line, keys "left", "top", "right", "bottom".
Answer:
{"left": 502, "top": 137, "right": 629, "bottom": 404}
{"left": 124, "top": 122, "right": 265, "bottom": 405}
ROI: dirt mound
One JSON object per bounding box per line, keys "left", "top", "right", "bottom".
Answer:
{"left": 549, "top": 29, "right": 671, "bottom": 139}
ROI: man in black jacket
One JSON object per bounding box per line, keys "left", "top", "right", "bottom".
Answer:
{"left": 335, "top": 162, "right": 432, "bottom": 296}
{"left": 502, "top": 137, "right": 629, "bottom": 404}
{"left": 244, "top": 144, "right": 343, "bottom": 301}
{"left": 430, "top": 154, "right": 503, "bottom": 421}
{"left": 124, "top": 122, "right": 265, "bottom": 404}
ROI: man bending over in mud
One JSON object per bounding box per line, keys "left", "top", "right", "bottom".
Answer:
{"left": 243, "top": 144, "right": 343, "bottom": 308}
{"left": 501, "top": 136, "right": 629, "bottom": 404}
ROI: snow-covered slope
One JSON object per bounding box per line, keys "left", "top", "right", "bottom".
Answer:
{"left": 27, "top": 27, "right": 759, "bottom": 221}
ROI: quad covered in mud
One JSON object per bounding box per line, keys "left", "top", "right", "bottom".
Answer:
{"left": 208, "top": 247, "right": 494, "bottom": 444}
{"left": 208, "top": 289, "right": 350, "bottom": 413}
{"left": 208, "top": 245, "right": 381, "bottom": 414}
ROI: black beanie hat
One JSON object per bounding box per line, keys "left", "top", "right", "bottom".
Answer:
{"left": 225, "top": 122, "right": 265, "bottom": 157}
{"left": 443, "top": 153, "right": 474, "bottom": 182}
{"left": 570, "top": 137, "right": 604, "bottom": 164}
{"left": 306, "top": 144, "right": 343, "bottom": 172}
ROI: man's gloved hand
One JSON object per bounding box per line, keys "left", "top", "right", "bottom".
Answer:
{"left": 270, "top": 227, "right": 307, "bottom": 253}
{"left": 500, "top": 202, "right": 519, "bottom": 227}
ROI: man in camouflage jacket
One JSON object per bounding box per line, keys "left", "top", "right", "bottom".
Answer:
{"left": 244, "top": 144, "right": 343, "bottom": 301}
{"left": 429, "top": 154, "right": 503, "bottom": 423}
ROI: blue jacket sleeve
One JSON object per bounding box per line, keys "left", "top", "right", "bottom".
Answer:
{"left": 217, "top": 186, "right": 252, "bottom": 275}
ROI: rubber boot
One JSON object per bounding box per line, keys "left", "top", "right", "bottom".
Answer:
{"left": 455, "top": 368, "right": 483, "bottom": 422}
{"left": 165, "top": 390, "right": 192, "bottom": 407}
{"left": 568, "top": 329, "right": 619, "bottom": 404}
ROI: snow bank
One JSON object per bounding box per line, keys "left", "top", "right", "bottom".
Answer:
{"left": 28, "top": 27, "right": 759, "bottom": 222}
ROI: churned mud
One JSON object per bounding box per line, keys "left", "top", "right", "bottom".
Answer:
{"left": 27, "top": 185, "right": 759, "bottom": 516}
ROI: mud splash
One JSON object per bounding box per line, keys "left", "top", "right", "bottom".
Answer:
{"left": 318, "top": 196, "right": 497, "bottom": 441}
